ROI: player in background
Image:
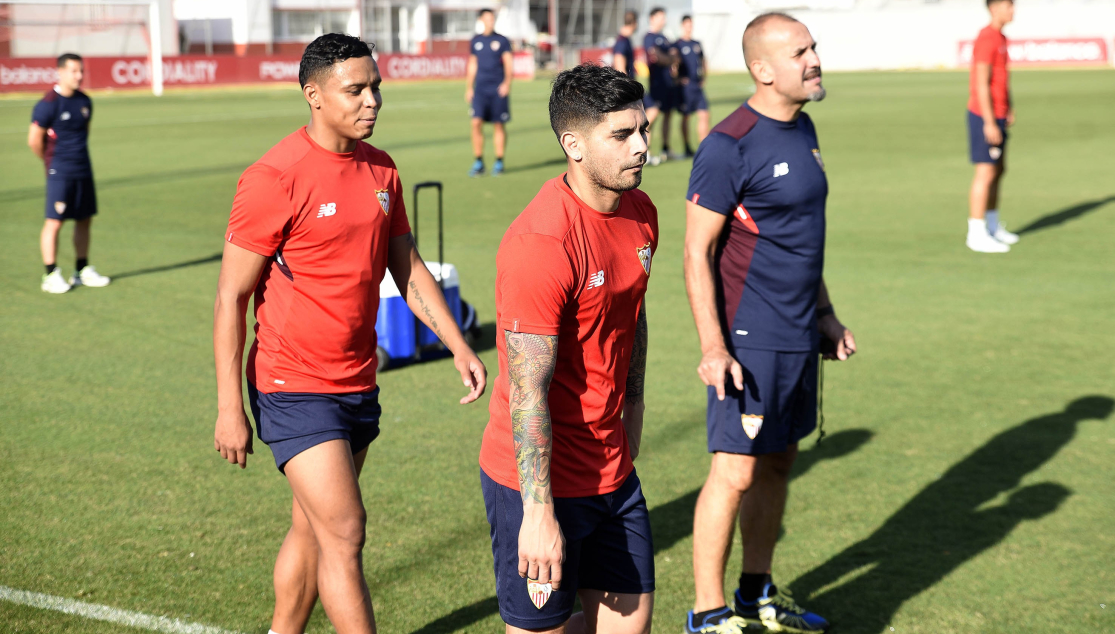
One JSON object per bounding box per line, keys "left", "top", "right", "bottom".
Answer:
{"left": 612, "top": 10, "right": 638, "bottom": 79}
{"left": 466, "top": 8, "right": 514, "bottom": 177}
{"left": 683, "top": 14, "right": 854, "bottom": 634}
{"left": 674, "top": 15, "right": 710, "bottom": 157}
{"left": 643, "top": 6, "right": 677, "bottom": 164}
{"left": 479, "top": 64, "right": 657, "bottom": 633}
{"left": 213, "top": 34, "right": 486, "bottom": 634}
{"left": 27, "top": 53, "right": 111, "bottom": 294}
{"left": 966, "top": 0, "right": 1018, "bottom": 253}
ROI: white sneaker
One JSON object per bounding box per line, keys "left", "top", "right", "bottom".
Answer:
{"left": 992, "top": 224, "right": 1020, "bottom": 245}
{"left": 967, "top": 230, "right": 1010, "bottom": 253}
{"left": 71, "top": 265, "right": 111, "bottom": 287}
{"left": 646, "top": 154, "right": 662, "bottom": 167}
{"left": 41, "top": 269, "right": 72, "bottom": 293}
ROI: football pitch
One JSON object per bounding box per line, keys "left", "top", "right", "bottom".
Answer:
{"left": 1, "top": 68, "right": 1113, "bottom": 634}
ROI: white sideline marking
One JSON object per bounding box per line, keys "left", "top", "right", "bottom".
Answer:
{"left": 0, "top": 585, "right": 242, "bottom": 634}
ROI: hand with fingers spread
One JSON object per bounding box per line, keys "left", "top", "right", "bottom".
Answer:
{"left": 214, "top": 407, "right": 254, "bottom": 469}
{"left": 455, "top": 348, "right": 488, "bottom": 404}
{"left": 698, "top": 345, "right": 744, "bottom": 401}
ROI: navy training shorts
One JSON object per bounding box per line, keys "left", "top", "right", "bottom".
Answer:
{"left": 45, "top": 177, "right": 97, "bottom": 221}
{"left": 481, "top": 468, "right": 655, "bottom": 630}
{"left": 643, "top": 80, "right": 675, "bottom": 112}
{"left": 247, "top": 382, "right": 381, "bottom": 473}
{"left": 677, "top": 84, "right": 709, "bottom": 115}
{"left": 471, "top": 88, "right": 511, "bottom": 123}
{"left": 706, "top": 348, "right": 818, "bottom": 455}
{"left": 967, "top": 110, "right": 1007, "bottom": 164}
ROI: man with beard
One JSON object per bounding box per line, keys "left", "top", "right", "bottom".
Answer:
{"left": 681, "top": 13, "right": 855, "bottom": 634}
{"left": 213, "top": 34, "right": 486, "bottom": 634}
{"left": 479, "top": 63, "right": 657, "bottom": 633}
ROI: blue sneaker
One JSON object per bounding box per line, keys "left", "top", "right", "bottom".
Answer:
{"left": 492, "top": 158, "right": 504, "bottom": 176}
{"left": 734, "top": 584, "right": 829, "bottom": 633}
{"left": 684, "top": 606, "right": 749, "bottom": 633}
{"left": 468, "top": 159, "right": 485, "bottom": 177}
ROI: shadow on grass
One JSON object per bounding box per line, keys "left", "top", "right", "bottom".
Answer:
{"left": 499, "top": 156, "right": 568, "bottom": 175}
{"left": 111, "top": 252, "right": 223, "bottom": 280}
{"left": 405, "top": 428, "right": 872, "bottom": 633}
{"left": 1016, "top": 196, "right": 1114, "bottom": 235}
{"left": 791, "top": 395, "right": 1113, "bottom": 634}
{"left": 0, "top": 164, "right": 248, "bottom": 204}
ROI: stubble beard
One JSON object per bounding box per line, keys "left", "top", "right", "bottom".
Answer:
{"left": 584, "top": 154, "right": 645, "bottom": 194}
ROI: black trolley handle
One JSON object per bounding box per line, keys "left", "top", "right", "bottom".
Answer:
{"left": 412, "top": 181, "right": 444, "bottom": 289}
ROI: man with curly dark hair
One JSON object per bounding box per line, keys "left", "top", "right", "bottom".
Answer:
{"left": 213, "top": 33, "right": 487, "bottom": 634}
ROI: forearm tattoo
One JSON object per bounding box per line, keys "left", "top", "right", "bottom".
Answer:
{"left": 505, "top": 331, "right": 558, "bottom": 505}
{"left": 408, "top": 279, "right": 446, "bottom": 342}
{"left": 625, "top": 305, "right": 647, "bottom": 404}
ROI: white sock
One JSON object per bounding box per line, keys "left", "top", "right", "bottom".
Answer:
{"left": 268, "top": 630, "right": 283, "bottom": 634}
{"left": 968, "top": 217, "right": 988, "bottom": 237}
{"left": 985, "top": 209, "right": 999, "bottom": 234}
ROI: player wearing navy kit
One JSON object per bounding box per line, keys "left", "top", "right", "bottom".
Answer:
{"left": 674, "top": 15, "right": 710, "bottom": 157}
{"left": 682, "top": 14, "right": 855, "bottom": 634}
{"left": 466, "top": 8, "right": 513, "bottom": 177}
{"left": 612, "top": 10, "right": 638, "bottom": 79}
{"left": 643, "top": 7, "right": 676, "bottom": 163}
{"left": 27, "top": 53, "right": 110, "bottom": 294}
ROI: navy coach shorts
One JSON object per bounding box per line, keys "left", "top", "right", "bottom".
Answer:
{"left": 471, "top": 89, "right": 510, "bottom": 123}
{"left": 643, "top": 81, "right": 675, "bottom": 112}
{"left": 707, "top": 348, "right": 818, "bottom": 455}
{"left": 247, "top": 383, "right": 381, "bottom": 473}
{"left": 677, "top": 85, "right": 709, "bottom": 115}
{"left": 967, "top": 110, "right": 1007, "bottom": 164}
{"left": 45, "top": 177, "right": 97, "bottom": 221}
{"left": 481, "top": 469, "right": 655, "bottom": 630}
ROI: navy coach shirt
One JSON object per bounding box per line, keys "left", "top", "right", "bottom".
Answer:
{"left": 613, "top": 34, "right": 635, "bottom": 78}
{"left": 470, "top": 32, "right": 512, "bottom": 90}
{"left": 675, "top": 38, "right": 705, "bottom": 85}
{"left": 643, "top": 32, "right": 673, "bottom": 87}
{"left": 31, "top": 87, "right": 93, "bottom": 180}
{"left": 686, "top": 103, "right": 828, "bottom": 352}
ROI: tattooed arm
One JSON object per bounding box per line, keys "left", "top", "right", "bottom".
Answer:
{"left": 506, "top": 330, "right": 566, "bottom": 589}
{"left": 623, "top": 304, "right": 648, "bottom": 460}
{"left": 387, "top": 232, "right": 487, "bottom": 403}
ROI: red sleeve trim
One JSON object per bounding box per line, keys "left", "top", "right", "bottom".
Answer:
{"left": 226, "top": 232, "right": 275, "bottom": 257}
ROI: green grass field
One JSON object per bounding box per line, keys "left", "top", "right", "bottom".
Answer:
{"left": 1, "top": 68, "right": 1113, "bottom": 634}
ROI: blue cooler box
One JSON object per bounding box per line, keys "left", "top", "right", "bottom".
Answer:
{"left": 375, "top": 262, "right": 461, "bottom": 362}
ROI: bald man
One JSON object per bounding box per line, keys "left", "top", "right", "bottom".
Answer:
{"left": 681, "top": 13, "right": 855, "bottom": 633}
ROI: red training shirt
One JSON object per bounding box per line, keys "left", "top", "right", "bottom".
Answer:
{"left": 226, "top": 127, "right": 411, "bottom": 394}
{"left": 480, "top": 175, "right": 659, "bottom": 497}
{"left": 968, "top": 25, "right": 1010, "bottom": 119}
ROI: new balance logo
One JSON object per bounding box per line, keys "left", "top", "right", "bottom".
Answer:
{"left": 773, "top": 162, "right": 789, "bottom": 178}
{"left": 587, "top": 270, "right": 605, "bottom": 290}
{"left": 317, "top": 202, "right": 337, "bottom": 218}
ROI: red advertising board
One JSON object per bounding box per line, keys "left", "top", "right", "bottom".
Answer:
{"left": 957, "top": 37, "right": 1110, "bottom": 67}
{"left": 0, "top": 51, "right": 535, "bottom": 93}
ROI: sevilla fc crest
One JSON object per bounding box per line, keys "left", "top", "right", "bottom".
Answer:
{"left": 375, "top": 189, "right": 390, "bottom": 215}
{"left": 636, "top": 242, "right": 653, "bottom": 276}
{"left": 527, "top": 580, "right": 552, "bottom": 609}
{"left": 742, "top": 414, "right": 764, "bottom": 440}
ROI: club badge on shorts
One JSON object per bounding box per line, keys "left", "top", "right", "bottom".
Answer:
{"left": 376, "top": 189, "right": 390, "bottom": 215}
{"left": 742, "top": 414, "right": 764, "bottom": 440}
{"left": 55, "top": 201, "right": 66, "bottom": 214}
{"left": 989, "top": 146, "right": 1003, "bottom": 160}
{"left": 527, "top": 579, "right": 552, "bottom": 609}
{"left": 812, "top": 149, "right": 825, "bottom": 172}
{"left": 636, "top": 242, "right": 653, "bottom": 276}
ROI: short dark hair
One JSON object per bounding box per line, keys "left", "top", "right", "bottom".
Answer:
{"left": 57, "top": 53, "right": 83, "bottom": 68}
{"left": 624, "top": 10, "right": 638, "bottom": 27}
{"left": 299, "top": 33, "right": 374, "bottom": 88}
{"left": 649, "top": 7, "right": 665, "bottom": 18}
{"left": 549, "top": 63, "right": 645, "bottom": 145}
{"left": 479, "top": 8, "right": 494, "bottom": 17}
{"left": 681, "top": 14, "right": 692, "bottom": 23}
